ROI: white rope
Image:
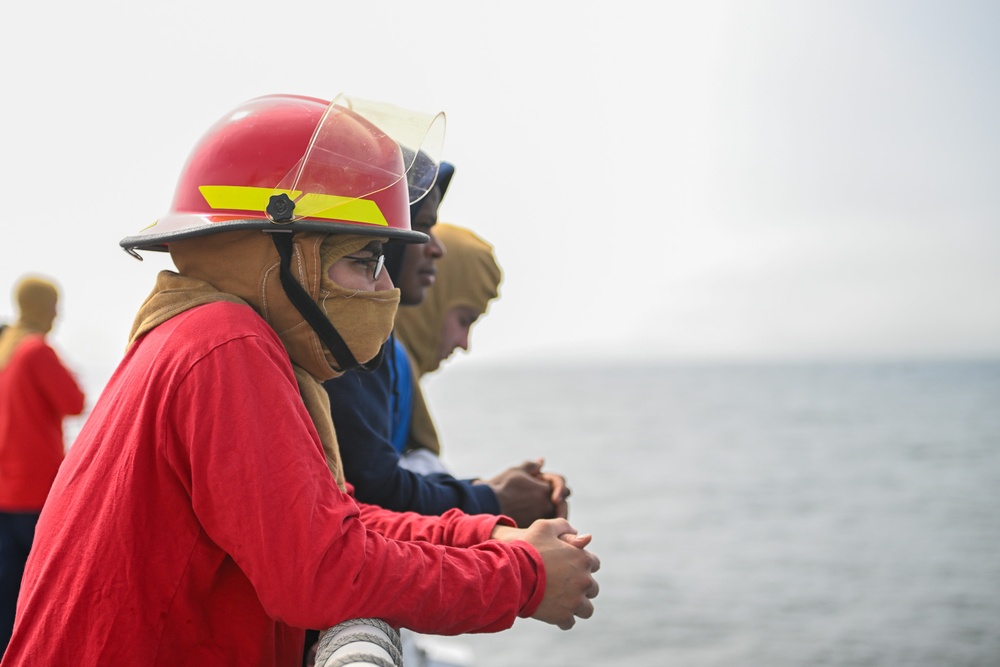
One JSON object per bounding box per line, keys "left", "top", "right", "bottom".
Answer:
{"left": 314, "top": 618, "right": 403, "bottom": 667}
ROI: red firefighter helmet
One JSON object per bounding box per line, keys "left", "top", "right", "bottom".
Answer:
{"left": 121, "top": 94, "right": 446, "bottom": 256}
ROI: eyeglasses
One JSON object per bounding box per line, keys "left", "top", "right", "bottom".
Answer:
{"left": 343, "top": 253, "right": 386, "bottom": 281}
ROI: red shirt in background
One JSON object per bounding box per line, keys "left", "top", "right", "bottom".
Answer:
{"left": 0, "top": 334, "right": 84, "bottom": 511}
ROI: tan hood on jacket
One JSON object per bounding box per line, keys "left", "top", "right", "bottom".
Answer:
{"left": 0, "top": 276, "right": 59, "bottom": 369}
{"left": 132, "top": 230, "right": 399, "bottom": 381}
{"left": 394, "top": 223, "right": 501, "bottom": 377}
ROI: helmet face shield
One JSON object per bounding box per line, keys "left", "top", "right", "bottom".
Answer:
{"left": 333, "top": 94, "right": 447, "bottom": 207}
{"left": 121, "top": 94, "right": 446, "bottom": 256}
{"left": 271, "top": 95, "right": 446, "bottom": 224}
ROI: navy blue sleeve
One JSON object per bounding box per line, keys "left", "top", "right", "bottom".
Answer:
{"left": 324, "top": 345, "right": 500, "bottom": 516}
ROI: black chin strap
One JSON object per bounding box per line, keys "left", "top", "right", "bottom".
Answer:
{"left": 271, "top": 233, "right": 383, "bottom": 373}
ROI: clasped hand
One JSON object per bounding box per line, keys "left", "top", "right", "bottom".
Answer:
{"left": 482, "top": 458, "right": 570, "bottom": 527}
{"left": 492, "top": 518, "right": 600, "bottom": 630}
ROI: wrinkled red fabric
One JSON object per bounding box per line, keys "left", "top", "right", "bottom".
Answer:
{"left": 2, "top": 302, "right": 542, "bottom": 666}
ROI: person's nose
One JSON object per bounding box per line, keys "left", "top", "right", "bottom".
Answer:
{"left": 426, "top": 233, "right": 445, "bottom": 259}
{"left": 375, "top": 270, "right": 394, "bottom": 290}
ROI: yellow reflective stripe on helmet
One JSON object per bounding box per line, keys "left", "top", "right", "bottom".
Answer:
{"left": 199, "top": 185, "right": 388, "bottom": 226}
{"left": 296, "top": 193, "right": 388, "bottom": 226}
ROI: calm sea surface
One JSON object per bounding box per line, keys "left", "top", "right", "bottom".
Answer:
{"left": 69, "top": 360, "right": 1000, "bottom": 666}
{"left": 418, "top": 360, "right": 1000, "bottom": 667}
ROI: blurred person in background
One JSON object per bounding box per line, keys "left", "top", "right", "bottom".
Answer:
{"left": 0, "top": 276, "right": 85, "bottom": 656}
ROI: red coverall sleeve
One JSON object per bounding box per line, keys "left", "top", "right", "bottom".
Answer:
{"left": 352, "top": 490, "right": 516, "bottom": 547}
{"left": 166, "top": 334, "right": 545, "bottom": 633}
{"left": 30, "top": 341, "right": 85, "bottom": 417}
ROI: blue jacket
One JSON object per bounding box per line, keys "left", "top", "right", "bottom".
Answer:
{"left": 324, "top": 336, "right": 500, "bottom": 515}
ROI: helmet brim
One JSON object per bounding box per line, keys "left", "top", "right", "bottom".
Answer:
{"left": 120, "top": 217, "right": 428, "bottom": 256}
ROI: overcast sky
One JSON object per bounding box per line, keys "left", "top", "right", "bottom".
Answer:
{"left": 2, "top": 1, "right": 997, "bottom": 393}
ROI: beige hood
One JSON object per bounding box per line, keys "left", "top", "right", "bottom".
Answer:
{"left": 394, "top": 223, "right": 501, "bottom": 377}
{"left": 0, "top": 276, "right": 60, "bottom": 370}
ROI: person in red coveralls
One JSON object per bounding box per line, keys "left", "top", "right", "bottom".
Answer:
{"left": 0, "top": 94, "right": 599, "bottom": 667}
{"left": 0, "top": 276, "right": 85, "bottom": 655}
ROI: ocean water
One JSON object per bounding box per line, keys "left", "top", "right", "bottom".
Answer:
{"left": 416, "top": 360, "right": 1000, "bottom": 667}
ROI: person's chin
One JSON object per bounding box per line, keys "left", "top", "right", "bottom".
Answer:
{"left": 399, "top": 286, "right": 427, "bottom": 306}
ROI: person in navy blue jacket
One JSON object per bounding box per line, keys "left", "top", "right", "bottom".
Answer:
{"left": 324, "top": 163, "right": 569, "bottom": 526}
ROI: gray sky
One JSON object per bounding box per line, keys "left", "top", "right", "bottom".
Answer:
{"left": 2, "top": 1, "right": 997, "bottom": 392}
